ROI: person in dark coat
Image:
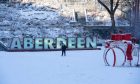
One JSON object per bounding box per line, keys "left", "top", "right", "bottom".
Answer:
{"left": 61, "top": 42, "right": 67, "bottom": 56}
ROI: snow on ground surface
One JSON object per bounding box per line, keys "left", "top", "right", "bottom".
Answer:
{"left": 0, "top": 47, "right": 140, "bottom": 84}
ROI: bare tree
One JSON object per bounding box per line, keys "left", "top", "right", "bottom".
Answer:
{"left": 97, "top": 0, "right": 120, "bottom": 33}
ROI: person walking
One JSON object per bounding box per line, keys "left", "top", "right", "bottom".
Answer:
{"left": 61, "top": 42, "right": 67, "bottom": 56}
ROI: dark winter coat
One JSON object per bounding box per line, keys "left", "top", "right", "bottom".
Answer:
{"left": 61, "top": 44, "right": 67, "bottom": 51}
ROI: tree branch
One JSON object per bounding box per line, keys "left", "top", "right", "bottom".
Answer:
{"left": 113, "top": 0, "right": 120, "bottom": 13}
{"left": 97, "top": 0, "right": 111, "bottom": 14}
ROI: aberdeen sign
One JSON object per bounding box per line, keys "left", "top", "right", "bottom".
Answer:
{"left": 9, "top": 37, "right": 97, "bottom": 51}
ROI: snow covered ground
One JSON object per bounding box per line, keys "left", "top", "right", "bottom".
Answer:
{"left": 0, "top": 47, "right": 140, "bottom": 84}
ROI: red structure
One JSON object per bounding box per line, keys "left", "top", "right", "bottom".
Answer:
{"left": 111, "top": 34, "right": 131, "bottom": 41}
{"left": 103, "top": 34, "right": 139, "bottom": 67}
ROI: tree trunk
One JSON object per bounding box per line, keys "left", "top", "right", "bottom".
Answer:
{"left": 111, "top": 14, "right": 116, "bottom": 33}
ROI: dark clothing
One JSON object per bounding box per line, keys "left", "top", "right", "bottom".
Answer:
{"left": 62, "top": 45, "right": 67, "bottom": 50}
{"left": 62, "top": 49, "right": 66, "bottom": 56}
{"left": 61, "top": 44, "right": 67, "bottom": 56}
